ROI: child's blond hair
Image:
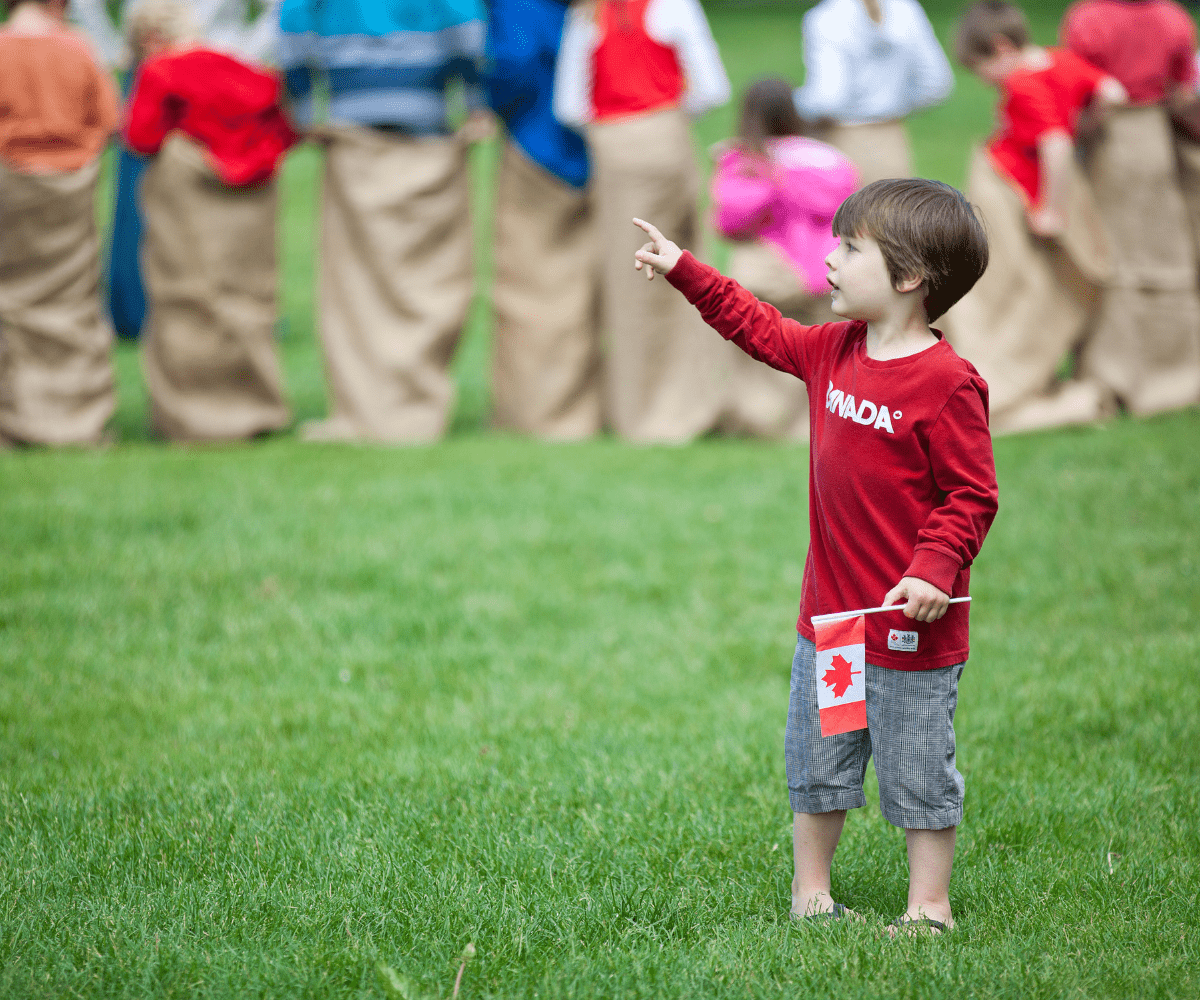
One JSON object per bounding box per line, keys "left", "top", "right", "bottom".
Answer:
{"left": 124, "top": 0, "right": 198, "bottom": 63}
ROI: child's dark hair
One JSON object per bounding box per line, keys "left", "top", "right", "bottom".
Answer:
{"left": 738, "top": 77, "right": 807, "bottom": 157}
{"left": 953, "top": 1, "right": 1030, "bottom": 66}
{"left": 832, "top": 178, "right": 989, "bottom": 322}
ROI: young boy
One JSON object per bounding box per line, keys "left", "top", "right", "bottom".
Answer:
{"left": 0, "top": 0, "right": 119, "bottom": 447}
{"left": 554, "top": 0, "right": 731, "bottom": 443}
{"left": 1061, "top": 0, "right": 1200, "bottom": 416}
{"left": 632, "top": 178, "right": 998, "bottom": 932}
{"left": 486, "top": 0, "right": 601, "bottom": 440}
{"left": 124, "top": 0, "right": 296, "bottom": 442}
{"left": 941, "top": 0, "right": 1127, "bottom": 435}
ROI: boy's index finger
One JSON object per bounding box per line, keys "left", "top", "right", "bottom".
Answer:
{"left": 632, "top": 218, "right": 664, "bottom": 245}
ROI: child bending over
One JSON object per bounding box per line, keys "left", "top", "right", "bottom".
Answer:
{"left": 633, "top": 178, "right": 998, "bottom": 932}
{"left": 941, "top": 0, "right": 1127, "bottom": 435}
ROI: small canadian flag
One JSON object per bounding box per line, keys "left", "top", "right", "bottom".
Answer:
{"left": 814, "top": 614, "right": 868, "bottom": 737}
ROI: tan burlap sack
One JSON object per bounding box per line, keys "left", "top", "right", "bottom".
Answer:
{"left": 0, "top": 159, "right": 114, "bottom": 445}
{"left": 1175, "top": 130, "right": 1200, "bottom": 270}
{"left": 491, "top": 138, "right": 602, "bottom": 439}
{"left": 823, "top": 120, "right": 913, "bottom": 186}
{"left": 306, "top": 124, "right": 473, "bottom": 443}
{"left": 1081, "top": 105, "right": 1200, "bottom": 415}
{"left": 720, "top": 241, "right": 837, "bottom": 439}
{"left": 139, "top": 135, "right": 289, "bottom": 442}
{"left": 589, "top": 107, "right": 725, "bottom": 442}
{"left": 941, "top": 146, "right": 1112, "bottom": 435}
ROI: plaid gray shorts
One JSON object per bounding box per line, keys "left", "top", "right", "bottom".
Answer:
{"left": 785, "top": 635, "right": 965, "bottom": 830}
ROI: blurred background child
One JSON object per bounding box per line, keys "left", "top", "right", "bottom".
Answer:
{"left": 70, "top": 0, "right": 284, "bottom": 342}
{"left": 279, "top": 0, "right": 487, "bottom": 444}
{"left": 124, "top": 0, "right": 296, "bottom": 442}
{"left": 711, "top": 77, "right": 858, "bottom": 438}
{"left": 1061, "top": 0, "right": 1200, "bottom": 417}
{"left": 942, "top": 0, "right": 1126, "bottom": 435}
{"left": 0, "top": 0, "right": 118, "bottom": 447}
{"left": 486, "top": 0, "right": 601, "bottom": 441}
{"left": 793, "top": 0, "right": 953, "bottom": 186}
{"left": 554, "top": 0, "right": 731, "bottom": 443}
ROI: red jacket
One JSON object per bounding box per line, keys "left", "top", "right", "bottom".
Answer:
{"left": 668, "top": 252, "right": 999, "bottom": 670}
{"left": 124, "top": 48, "right": 296, "bottom": 187}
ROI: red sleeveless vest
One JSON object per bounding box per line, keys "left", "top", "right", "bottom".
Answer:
{"left": 592, "top": 0, "right": 685, "bottom": 122}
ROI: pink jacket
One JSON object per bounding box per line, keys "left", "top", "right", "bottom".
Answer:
{"left": 711, "top": 136, "right": 858, "bottom": 296}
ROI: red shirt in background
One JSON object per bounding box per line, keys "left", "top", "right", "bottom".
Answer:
{"left": 988, "top": 47, "right": 1107, "bottom": 204}
{"left": 1062, "top": 0, "right": 1197, "bottom": 105}
{"left": 666, "top": 252, "right": 999, "bottom": 671}
{"left": 124, "top": 48, "right": 297, "bottom": 187}
{"left": 592, "top": 0, "right": 685, "bottom": 121}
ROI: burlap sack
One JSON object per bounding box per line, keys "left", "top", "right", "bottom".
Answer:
{"left": 588, "top": 107, "right": 725, "bottom": 442}
{"left": 1175, "top": 131, "right": 1200, "bottom": 269}
{"left": 491, "top": 139, "right": 601, "bottom": 439}
{"left": 0, "top": 159, "right": 114, "bottom": 445}
{"left": 823, "top": 120, "right": 913, "bottom": 186}
{"left": 941, "top": 146, "right": 1112, "bottom": 435}
{"left": 720, "top": 241, "right": 837, "bottom": 439}
{"left": 139, "top": 135, "right": 289, "bottom": 442}
{"left": 306, "top": 124, "right": 473, "bottom": 443}
{"left": 1081, "top": 105, "right": 1200, "bottom": 415}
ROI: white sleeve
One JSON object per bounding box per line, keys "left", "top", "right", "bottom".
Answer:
{"left": 68, "top": 0, "right": 127, "bottom": 68}
{"left": 553, "top": 6, "right": 598, "bottom": 129}
{"left": 900, "top": 1, "right": 953, "bottom": 113}
{"left": 240, "top": 0, "right": 284, "bottom": 65}
{"left": 646, "top": 0, "right": 731, "bottom": 118}
{"left": 793, "top": 13, "right": 852, "bottom": 121}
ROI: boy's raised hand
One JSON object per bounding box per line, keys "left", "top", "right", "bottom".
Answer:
{"left": 633, "top": 219, "right": 683, "bottom": 281}
{"left": 883, "top": 576, "right": 951, "bottom": 623}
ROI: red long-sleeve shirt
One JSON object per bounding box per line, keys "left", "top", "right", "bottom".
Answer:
{"left": 667, "top": 253, "right": 999, "bottom": 670}
{"left": 124, "top": 48, "right": 296, "bottom": 188}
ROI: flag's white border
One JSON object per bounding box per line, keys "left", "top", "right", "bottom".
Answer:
{"left": 811, "top": 597, "right": 971, "bottom": 627}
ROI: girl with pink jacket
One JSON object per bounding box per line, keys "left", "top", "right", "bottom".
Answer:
{"left": 711, "top": 78, "right": 858, "bottom": 438}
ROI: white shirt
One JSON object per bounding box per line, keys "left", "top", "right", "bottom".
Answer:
{"left": 793, "top": 0, "right": 953, "bottom": 126}
{"left": 69, "top": 0, "right": 283, "bottom": 68}
{"left": 554, "top": 0, "right": 731, "bottom": 129}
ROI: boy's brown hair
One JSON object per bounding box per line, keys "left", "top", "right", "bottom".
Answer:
{"left": 832, "top": 178, "right": 989, "bottom": 322}
{"left": 953, "top": 0, "right": 1030, "bottom": 66}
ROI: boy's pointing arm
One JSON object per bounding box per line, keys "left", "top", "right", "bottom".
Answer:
{"left": 632, "top": 219, "right": 813, "bottom": 380}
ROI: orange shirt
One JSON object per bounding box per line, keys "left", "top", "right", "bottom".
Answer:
{"left": 0, "top": 31, "right": 119, "bottom": 174}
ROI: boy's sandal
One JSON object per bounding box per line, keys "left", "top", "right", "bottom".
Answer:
{"left": 886, "top": 914, "right": 949, "bottom": 936}
{"left": 792, "top": 902, "right": 850, "bottom": 922}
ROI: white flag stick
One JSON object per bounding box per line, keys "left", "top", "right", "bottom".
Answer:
{"left": 811, "top": 596, "right": 971, "bottom": 628}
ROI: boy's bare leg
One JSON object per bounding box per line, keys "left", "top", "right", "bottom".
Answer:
{"left": 792, "top": 810, "right": 857, "bottom": 917}
{"left": 901, "top": 826, "right": 956, "bottom": 929}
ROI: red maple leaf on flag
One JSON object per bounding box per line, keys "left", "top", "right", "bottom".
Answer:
{"left": 822, "top": 654, "right": 861, "bottom": 699}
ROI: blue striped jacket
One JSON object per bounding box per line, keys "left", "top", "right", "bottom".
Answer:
{"left": 278, "top": 0, "right": 486, "bottom": 134}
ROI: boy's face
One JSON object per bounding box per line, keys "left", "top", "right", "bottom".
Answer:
{"left": 968, "top": 36, "right": 1023, "bottom": 87}
{"left": 825, "top": 233, "right": 907, "bottom": 322}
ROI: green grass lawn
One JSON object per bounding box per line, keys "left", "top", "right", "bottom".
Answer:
{"left": 5, "top": 2, "right": 1200, "bottom": 997}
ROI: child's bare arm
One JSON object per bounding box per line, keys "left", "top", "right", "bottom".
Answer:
{"left": 632, "top": 218, "right": 683, "bottom": 281}
{"left": 1028, "top": 130, "right": 1074, "bottom": 237}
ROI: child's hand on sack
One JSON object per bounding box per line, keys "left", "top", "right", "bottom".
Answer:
{"left": 633, "top": 218, "right": 683, "bottom": 281}
{"left": 883, "top": 577, "right": 951, "bottom": 622}
{"left": 1027, "top": 204, "right": 1066, "bottom": 238}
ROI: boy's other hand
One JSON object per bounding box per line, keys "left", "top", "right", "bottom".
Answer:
{"left": 633, "top": 218, "right": 683, "bottom": 281}
{"left": 1027, "top": 205, "right": 1066, "bottom": 238}
{"left": 883, "top": 577, "right": 950, "bottom": 622}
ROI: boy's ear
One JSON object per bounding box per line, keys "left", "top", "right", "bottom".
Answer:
{"left": 895, "top": 273, "right": 924, "bottom": 295}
